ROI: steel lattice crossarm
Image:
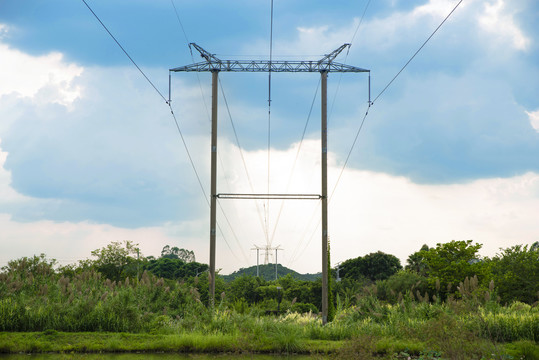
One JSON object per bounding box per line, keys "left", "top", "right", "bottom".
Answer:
{"left": 170, "top": 59, "right": 369, "bottom": 73}
{"left": 170, "top": 42, "right": 369, "bottom": 73}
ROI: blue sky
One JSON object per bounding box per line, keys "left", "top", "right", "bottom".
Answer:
{"left": 0, "top": 0, "right": 538, "bottom": 273}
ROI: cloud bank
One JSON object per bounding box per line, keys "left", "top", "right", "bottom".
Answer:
{"left": 0, "top": 0, "right": 538, "bottom": 274}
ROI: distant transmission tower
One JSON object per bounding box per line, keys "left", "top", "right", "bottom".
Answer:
{"left": 252, "top": 244, "right": 283, "bottom": 280}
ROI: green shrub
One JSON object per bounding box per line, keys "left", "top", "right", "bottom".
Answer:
{"left": 290, "top": 302, "right": 318, "bottom": 314}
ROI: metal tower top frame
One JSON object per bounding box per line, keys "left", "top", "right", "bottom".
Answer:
{"left": 171, "top": 45, "right": 369, "bottom": 73}
{"left": 170, "top": 43, "right": 370, "bottom": 324}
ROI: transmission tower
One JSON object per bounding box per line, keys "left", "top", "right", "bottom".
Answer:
{"left": 170, "top": 43, "right": 369, "bottom": 324}
{"left": 252, "top": 244, "right": 283, "bottom": 280}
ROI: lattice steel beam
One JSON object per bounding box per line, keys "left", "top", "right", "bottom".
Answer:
{"left": 171, "top": 60, "right": 368, "bottom": 73}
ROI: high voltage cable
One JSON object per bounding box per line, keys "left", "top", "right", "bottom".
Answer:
{"left": 334, "top": 0, "right": 464, "bottom": 193}
{"left": 217, "top": 200, "right": 250, "bottom": 263}
{"left": 290, "top": 0, "right": 464, "bottom": 265}
{"left": 170, "top": 0, "right": 212, "bottom": 124}
{"left": 288, "top": 200, "right": 321, "bottom": 266}
{"left": 290, "top": 0, "right": 372, "bottom": 266}
{"left": 350, "top": 0, "right": 372, "bottom": 45}
{"left": 170, "top": 0, "right": 190, "bottom": 45}
{"left": 168, "top": 105, "right": 242, "bottom": 262}
{"left": 81, "top": 0, "right": 168, "bottom": 104}
{"left": 329, "top": 105, "right": 370, "bottom": 200}
{"left": 270, "top": 78, "right": 321, "bottom": 245}
{"left": 169, "top": 0, "right": 260, "bottom": 264}
{"left": 329, "top": 0, "right": 371, "bottom": 120}
{"left": 219, "top": 79, "right": 270, "bottom": 243}
{"left": 288, "top": 105, "right": 368, "bottom": 266}
{"left": 372, "top": 0, "right": 464, "bottom": 104}
{"left": 173, "top": 0, "right": 271, "bottom": 253}
{"left": 81, "top": 0, "right": 244, "bottom": 262}
{"left": 167, "top": 1, "right": 249, "bottom": 263}
{"left": 266, "top": 0, "right": 275, "bottom": 247}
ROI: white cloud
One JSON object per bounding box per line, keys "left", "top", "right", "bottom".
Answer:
{"left": 0, "top": 214, "right": 209, "bottom": 268}
{"left": 328, "top": 168, "right": 539, "bottom": 268}
{"left": 413, "top": 0, "right": 463, "bottom": 18}
{"left": 526, "top": 109, "right": 539, "bottom": 132}
{"left": 478, "top": 0, "right": 531, "bottom": 51}
{"left": 0, "top": 2, "right": 537, "bottom": 276}
{"left": 212, "top": 140, "right": 539, "bottom": 273}
{"left": 0, "top": 27, "right": 83, "bottom": 106}
{"left": 1, "top": 135, "right": 538, "bottom": 273}
{"left": 246, "top": 0, "right": 467, "bottom": 61}
{"left": 0, "top": 136, "right": 208, "bottom": 267}
{"left": 0, "top": 140, "right": 208, "bottom": 269}
{"left": 0, "top": 140, "right": 26, "bottom": 204}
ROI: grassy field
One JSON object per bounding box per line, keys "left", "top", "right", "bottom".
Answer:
{"left": 1, "top": 253, "right": 538, "bottom": 359}
{"left": 1, "top": 301, "right": 538, "bottom": 359}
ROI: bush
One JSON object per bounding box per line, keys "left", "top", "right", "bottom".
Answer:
{"left": 377, "top": 270, "right": 429, "bottom": 303}
{"left": 290, "top": 302, "right": 318, "bottom": 314}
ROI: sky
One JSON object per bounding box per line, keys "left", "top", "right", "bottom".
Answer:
{"left": 0, "top": 0, "right": 538, "bottom": 274}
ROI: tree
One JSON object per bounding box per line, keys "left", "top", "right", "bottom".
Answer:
{"left": 284, "top": 278, "right": 321, "bottom": 309}
{"left": 145, "top": 258, "right": 208, "bottom": 280}
{"left": 2, "top": 254, "right": 56, "bottom": 278}
{"left": 421, "top": 240, "right": 487, "bottom": 299}
{"left": 406, "top": 244, "right": 430, "bottom": 275}
{"left": 227, "top": 275, "right": 264, "bottom": 304}
{"left": 376, "top": 270, "right": 428, "bottom": 303}
{"left": 340, "top": 251, "right": 402, "bottom": 282}
{"left": 160, "top": 245, "right": 195, "bottom": 262}
{"left": 489, "top": 244, "right": 539, "bottom": 304}
{"left": 90, "top": 240, "right": 140, "bottom": 281}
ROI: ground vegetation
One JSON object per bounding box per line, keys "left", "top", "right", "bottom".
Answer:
{"left": 0, "top": 241, "right": 537, "bottom": 359}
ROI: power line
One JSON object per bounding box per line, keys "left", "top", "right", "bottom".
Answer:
{"left": 266, "top": 0, "right": 275, "bottom": 247}
{"left": 291, "top": 0, "right": 464, "bottom": 264}
{"left": 270, "top": 78, "right": 320, "bottom": 245}
{"left": 329, "top": 104, "right": 370, "bottom": 201}
{"left": 82, "top": 0, "right": 244, "bottom": 263}
{"left": 169, "top": 98, "right": 244, "bottom": 264}
{"left": 167, "top": 106, "right": 210, "bottom": 204}
{"left": 350, "top": 0, "right": 372, "bottom": 45}
{"left": 329, "top": 0, "right": 371, "bottom": 121}
{"left": 172, "top": 0, "right": 261, "bottom": 264}
{"left": 82, "top": 0, "right": 209, "bottom": 205}
{"left": 166, "top": 3, "right": 248, "bottom": 263}
{"left": 81, "top": 0, "right": 168, "bottom": 103}
{"left": 81, "top": 0, "right": 208, "bottom": 197}
{"left": 219, "top": 79, "right": 270, "bottom": 243}
{"left": 167, "top": 1, "right": 254, "bottom": 264}
{"left": 289, "top": 2, "right": 373, "bottom": 263}
{"left": 288, "top": 11, "right": 370, "bottom": 265}
{"left": 333, "top": 0, "right": 464, "bottom": 195}
{"left": 169, "top": 0, "right": 212, "bottom": 126}
{"left": 170, "top": 3, "right": 263, "bottom": 261}
{"left": 170, "top": 0, "right": 190, "bottom": 45}
{"left": 217, "top": 200, "right": 250, "bottom": 264}
{"left": 372, "top": 0, "right": 464, "bottom": 104}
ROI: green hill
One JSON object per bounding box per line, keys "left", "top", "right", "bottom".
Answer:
{"left": 222, "top": 264, "right": 321, "bottom": 282}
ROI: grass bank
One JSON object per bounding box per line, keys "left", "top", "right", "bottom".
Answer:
{"left": 0, "top": 331, "right": 342, "bottom": 355}
{"left": 1, "top": 331, "right": 538, "bottom": 359}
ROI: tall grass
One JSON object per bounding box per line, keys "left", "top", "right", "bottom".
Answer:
{"left": 1, "top": 256, "right": 537, "bottom": 358}
{"left": 0, "top": 265, "right": 206, "bottom": 333}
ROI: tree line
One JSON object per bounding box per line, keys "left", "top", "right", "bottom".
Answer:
{"left": 2, "top": 239, "right": 536, "bottom": 316}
